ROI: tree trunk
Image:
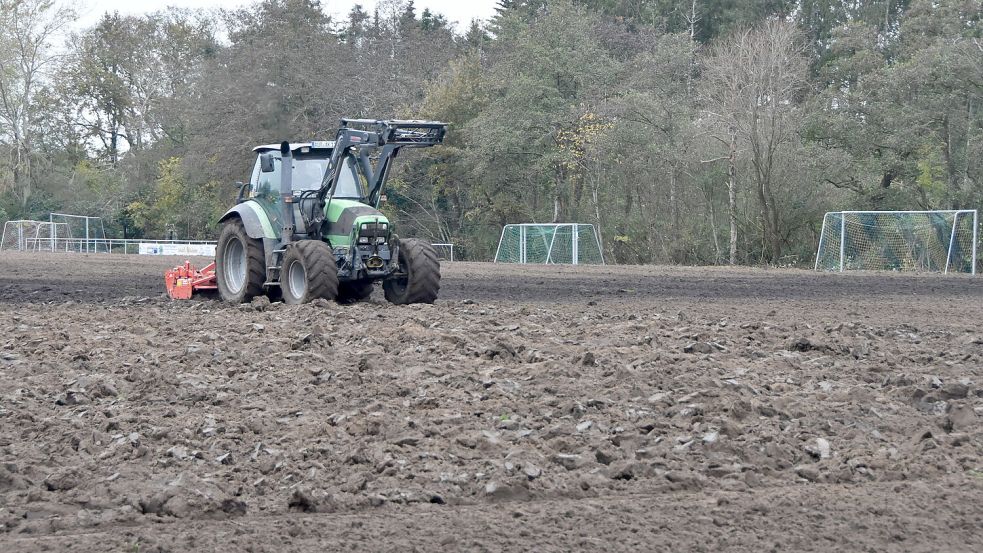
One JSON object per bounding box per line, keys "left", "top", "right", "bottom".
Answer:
{"left": 686, "top": 0, "right": 698, "bottom": 95}
{"left": 942, "top": 103, "right": 970, "bottom": 208}
{"left": 591, "top": 169, "right": 604, "bottom": 257}
{"left": 552, "top": 165, "right": 564, "bottom": 223}
{"left": 750, "top": 115, "right": 781, "bottom": 263}
{"left": 764, "top": 175, "right": 782, "bottom": 261}
{"left": 668, "top": 165, "right": 679, "bottom": 248}
{"left": 727, "top": 134, "right": 738, "bottom": 265}
{"left": 706, "top": 183, "right": 721, "bottom": 263}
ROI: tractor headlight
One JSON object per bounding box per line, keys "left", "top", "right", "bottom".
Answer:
{"left": 359, "top": 236, "right": 369, "bottom": 244}
{"left": 376, "top": 237, "right": 386, "bottom": 244}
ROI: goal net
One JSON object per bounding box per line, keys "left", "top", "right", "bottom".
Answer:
{"left": 815, "top": 210, "right": 978, "bottom": 274}
{"left": 495, "top": 224, "right": 605, "bottom": 265}
{"left": 0, "top": 220, "right": 69, "bottom": 252}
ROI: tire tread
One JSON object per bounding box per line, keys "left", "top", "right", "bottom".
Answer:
{"left": 384, "top": 238, "right": 440, "bottom": 304}
{"left": 216, "top": 219, "right": 265, "bottom": 303}
{"left": 282, "top": 240, "right": 338, "bottom": 303}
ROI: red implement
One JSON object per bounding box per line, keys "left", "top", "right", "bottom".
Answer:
{"left": 165, "top": 260, "right": 217, "bottom": 300}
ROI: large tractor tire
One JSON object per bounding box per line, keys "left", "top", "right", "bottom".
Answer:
{"left": 215, "top": 218, "right": 266, "bottom": 303}
{"left": 281, "top": 240, "right": 339, "bottom": 304}
{"left": 337, "top": 280, "right": 374, "bottom": 303}
{"left": 383, "top": 238, "right": 440, "bottom": 305}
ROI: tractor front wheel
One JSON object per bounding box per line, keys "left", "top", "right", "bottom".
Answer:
{"left": 281, "top": 240, "right": 339, "bottom": 304}
{"left": 383, "top": 238, "right": 440, "bottom": 305}
{"left": 215, "top": 219, "right": 265, "bottom": 303}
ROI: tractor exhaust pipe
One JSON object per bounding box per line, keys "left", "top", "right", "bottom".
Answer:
{"left": 279, "top": 141, "right": 295, "bottom": 245}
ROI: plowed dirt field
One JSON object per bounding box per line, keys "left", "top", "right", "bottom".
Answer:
{"left": 0, "top": 252, "right": 981, "bottom": 552}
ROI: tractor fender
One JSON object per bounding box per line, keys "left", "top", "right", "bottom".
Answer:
{"left": 218, "top": 202, "right": 277, "bottom": 240}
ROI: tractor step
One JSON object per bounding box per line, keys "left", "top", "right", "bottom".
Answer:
{"left": 165, "top": 260, "right": 217, "bottom": 300}
{"left": 266, "top": 248, "right": 287, "bottom": 282}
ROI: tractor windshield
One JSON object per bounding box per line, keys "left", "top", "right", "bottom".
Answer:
{"left": 289, "top": 156, "right": 329, "bottom": 191}
{"left": 332, "top": 156, "right": 365, "bottom": 199}
{"left": 288, "top": 154, "right": 364, "bottom": 199}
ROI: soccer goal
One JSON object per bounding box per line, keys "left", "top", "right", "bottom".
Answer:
{"left": 814, "top": 210, "right": 978, "bottom": 274}
{"left": 494, "top": 224, "right": 604, "bottom": 265}
{"left": 49, "top": 213, "right": 108, "bottom": 253}
{"left": 431, "top": 243, "right": 455, "bottom": 262}
{"left": 0, "top": 220, "right": 69, "bottom": 252}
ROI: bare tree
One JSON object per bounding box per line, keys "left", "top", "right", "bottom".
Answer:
{"left": 0, "top": 0, "right": 74, "bottom": 209}
{"left": 700, "top": 20, "right": 808, "bottom": 262}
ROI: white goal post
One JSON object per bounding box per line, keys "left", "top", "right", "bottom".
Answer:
{"left": 494, "top": 223, "right": 605, "bottom": 265}
{"left": 815, "top": 210, "right": 978, "bottom": 274}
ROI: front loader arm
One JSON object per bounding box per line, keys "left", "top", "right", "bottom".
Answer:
{"left": 317, "top": 119, "right": 447, "bottom": 210}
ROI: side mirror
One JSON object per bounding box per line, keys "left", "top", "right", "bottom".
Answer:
{"left": 260, "top": 153, "right": 275, "bottom": 173}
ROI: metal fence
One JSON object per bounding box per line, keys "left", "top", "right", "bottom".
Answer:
{"left": 3, "top": 237, "right": 458, "bottom": 260}
{"left": 11, "top": 238, "right": 218, "bottom": 255}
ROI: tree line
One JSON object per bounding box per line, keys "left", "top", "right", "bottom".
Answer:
{"left": 0, "top": 0, "right": 980, "bottom": 264}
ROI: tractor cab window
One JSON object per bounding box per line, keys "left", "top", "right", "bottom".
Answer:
{"left": 253, "top": 155, "right": 280, "bottom": 198}
{"left": 333, "top": 155, "right": 365, "bottom": 199}
{"left": 251, "top": 153, "right": 326, "bottom": 195}
{"left": 291, "top": 154, "right": 364, "bottom": 198}
{"left": 250, "top": 151, "right": 365, "bottom": 199}
{"left": 288, "top": 156, "right": 329, "bottom": 191}
{"left": 249, "top": 157, "right": 261, "bottom": 194}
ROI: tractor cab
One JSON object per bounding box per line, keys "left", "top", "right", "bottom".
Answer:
{"left": 246, "top": 142, "right": 381, "bottom": 245}
{"left": 249, "top": 142, "right": 365, "bottom": 199}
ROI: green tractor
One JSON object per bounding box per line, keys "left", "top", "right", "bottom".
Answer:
{"left": 214, "top": 119, "right": 446, "bottom": 305}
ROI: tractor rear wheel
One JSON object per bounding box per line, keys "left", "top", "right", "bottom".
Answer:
{"left": 281, "top": 240, "right": 339, "bottom": 304}
{"left": 216, "top": 219, "right": 265, "bottom": 303}
{"left": 383, "top": 238, "right": 440, "bottom": 305}
{"left": 337, "top": 280, "right": 374, "bottom": 303}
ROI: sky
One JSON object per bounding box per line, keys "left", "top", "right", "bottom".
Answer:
{"left": 74, "top": 0, "right": 499, "bottom": 32}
